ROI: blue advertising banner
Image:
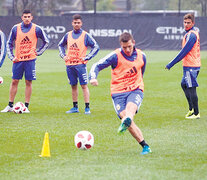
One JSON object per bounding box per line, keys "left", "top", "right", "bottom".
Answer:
{"left": 1, "top": 14, "right": 207, "bottom": 50}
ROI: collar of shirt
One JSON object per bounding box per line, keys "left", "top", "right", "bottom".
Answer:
{"left": 120, "top": 47, "right": 137, "bottom": 61}
{"left": 21, "top": 22, "right": 32, "bottom": 33}
{"left": 72, "top": 29, "right": 83, "bottom": 39}
{"left": 73, "top": 29, "right": 82, "bottom": 34}
{"left": 185, "top": 26, "right": 195, "bottom": 33}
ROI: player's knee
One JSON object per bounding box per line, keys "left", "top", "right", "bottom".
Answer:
{"left": 12, "top": 79, "right": 19, "bottom": 86}
{"left": 81, "top": 84, "right": 88, "bottom": 89}
{"left": 181, "top": 82, "right": 186, "bottom": 89}
{"left": 25, "top": 80, "right": 32, "bottom": 86}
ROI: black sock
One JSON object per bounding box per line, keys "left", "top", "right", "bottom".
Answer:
{"left": 9, "top": 102, "right": 13, "bottom": 108}
{"left": 139, "top": 140, "right": 149, "bottom": 148}
{"left": 181, "top": 83, "right": 193, "bottom": 111}
{"left": 73, "top": 102, "right": 78, "bottom": 108}
{"left": 25, "top": 103, "right": 29, "bottom": 108}
{"left": 85, "top": 103, "right": 89, "bottom": 108}
{"left": 189, "top": 87, "right": 199, "bottom": 115}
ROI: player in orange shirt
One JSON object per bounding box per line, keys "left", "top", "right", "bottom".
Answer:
{"left": 166, "top": 13, "right": 201, "bottom": 119}
{"left": 58, "top": 14, "right": 99, "bottom": 114}
{"left": 1, "top": 10, "right": 49, "bottom": 113}
{"left": 89, "top": 32, "right": 151, "bottom": 155}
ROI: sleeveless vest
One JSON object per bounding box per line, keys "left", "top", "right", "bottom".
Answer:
{"left": 111, "top": 49, "right": 144, "bottom": 94}
{"left": 182, "top": 30, "right": 201, "bottom": 67}
{"left": 66, "top": 31, "right": 87, "bottom": 65}
{"left": 15, "top": 23, "right": 37, "bottom": 61}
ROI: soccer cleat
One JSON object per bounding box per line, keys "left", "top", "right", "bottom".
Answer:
{"left": 1, "top": 105, "right": 13, "bottom": 113}
{"left": 24, "top": 107, "right": 30, "bottom": 113}
{"left": 117, "top": 117, "right": 132, "bottom": 134}
{"left": 141, "top": 145, "right": 152, "bottom": 155}
{"left": 84, "top": 107, "right": 91, "bottom": 114}
{"left": 185, "top": 110, "right": 194, "bottom": 118}
{"left": 66, "top": 107, "right": 79, "bottom": 114}
{"left": 186, "top": 113, "right": 200, "bottom": 119}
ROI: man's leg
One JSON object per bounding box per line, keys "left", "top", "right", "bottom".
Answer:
{"left": 81, "top": 84, "right": 89, "bottom": 103}
{"left": 118, "top": 102, "right": 151, "bottom": 155}
{"left": 119, "top": 102, "right": 144, "bottom": 142}
{"left": 81, "top": 84, "right": 90, "bottom": 114}
{"left": 71, "top": 84, "right": 78, "bottom": 102}
{"left": 1, "top": 79, "right": 19, "bottom": 112}
{"left": 66, "top": 84, "right": 79, "bottom": 113}
{"left": 23, "top": 80, "right": 32, "bottom": 113}
{"left": 181, "top": 83, "right": 193, "bottom": 111}
{"left": 186, "top": 87, "right": 200, "bottom": 119}
{"left": 9, "top": 79, "right": 19, "bottom": 103}
{"left": 189, "top": 87, "right": 199, "bottom": 115}
{"left": 25, "top": 80, "right": 32, "bottom": 104}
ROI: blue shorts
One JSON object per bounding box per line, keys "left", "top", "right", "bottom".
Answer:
{"left": 181, "top": 67, "right": 200, "bottom": 88}
{"left": 12, "top": 60, "right": 36, "bottom": 80}
{"left": 112, "top": 89, "right": 144, "bottom": 119}
{"left": 66, "top": 64, "right": 88, "bottom": 85}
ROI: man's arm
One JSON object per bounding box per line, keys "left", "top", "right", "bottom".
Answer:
{"left": 35, "top": 25, "right": 50, "bottom": 56}
{"left": 0, "top": 31, "right": 7, "bottom": 67}
{"left": 141, "top": 52, "right": 146, "bottom": 76}
{"left": 84, "top": 32, "right": 100, "bottom": 61}
{"left": 7, "top": 25, "right": 17, "bottom": 60}
{"left": 166, "top": 32, "right": 197, "bottom": 70}
{"left": 89, "top": 51, "right": 118, "bottom": 85}
{"left": 58, "top": 33, "right": 68, "bottom": 59}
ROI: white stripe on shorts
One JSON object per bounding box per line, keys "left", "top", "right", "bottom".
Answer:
{"left": 186, "top": 71, "right": 192, "bottom": 87}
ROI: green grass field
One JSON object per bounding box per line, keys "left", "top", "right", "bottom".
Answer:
{"left": 0, "top": 50, "right": 206, "bottom": 180}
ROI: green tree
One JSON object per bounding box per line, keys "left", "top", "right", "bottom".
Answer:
{"left": 4, "top": 0, "right": 206, "bottom": 16}
{"left": 141, "top": 0, "right": 170, "bottom": 10}
{"left": 197, "top": 0, "right": 207, "bottom": 16}
{"left": 97, "top": 0, "right": 115, "bottom": 11}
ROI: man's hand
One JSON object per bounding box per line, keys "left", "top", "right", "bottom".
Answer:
{"left": 90, "top": 79, "right": 98, "bottom": 86}
{"left": 63, "top": 56, "right": 69, "bottom": 62}
{"left": 165, "top": 65, "right": 170, "bottom": 70}
{"left": 12, "top": 57, "right": 19, "bottom": 62}
{"left": 80, "top": 57, "right": 88, "bottom": 64}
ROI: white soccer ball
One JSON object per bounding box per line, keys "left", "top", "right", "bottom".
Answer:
{"left": 74, "top": 131, "right": 94, "bottom": 150}
{"left": 13, "top": 102, "right": 26, "bottom": 114}
{"left": 0, "top": 77, "right": 3, "bottom": 84}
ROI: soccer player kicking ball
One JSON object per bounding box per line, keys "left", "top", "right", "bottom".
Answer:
{"left": 165, "top": 13, "right": 201, "bottom": 119}
{"left": 89, "top": 32, "right": 151, "bottom": 155}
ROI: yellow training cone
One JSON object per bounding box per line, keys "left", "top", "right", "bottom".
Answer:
{"left": 39, "top": 132, "right": 51, "bottom": 157}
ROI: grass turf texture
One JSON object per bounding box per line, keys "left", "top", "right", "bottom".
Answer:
{"left": 0, "top": 50, "right": 206, "bottom": 180}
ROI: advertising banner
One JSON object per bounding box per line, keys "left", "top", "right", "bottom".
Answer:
{"left": 1, "top": 14, "right": 207, "bottom": 50}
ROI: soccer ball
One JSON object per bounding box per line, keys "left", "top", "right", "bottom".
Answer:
{"left": 0, "top": 77, "right": 3, "bottom": 84}
{"left": 74, "top": 131, "right": 94, "bottom": 150}
{"left": 13, "top": 102, "right": 26, "bottom": 114}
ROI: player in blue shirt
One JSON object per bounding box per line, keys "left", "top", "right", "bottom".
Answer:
{"left": 58, "top": 14, "right": 99, "bottom": 114}
{"left": 1, "top": 10, "right": 49, "bottom": 113}
{"left": 165, "top": 27, "right": 198, "bottom": 69}
{"left": 89, "top": 33, "right": 151, "bottom": 155}
{"left": 89, "top": 48, "right": 146, "bottom": 78}
{"left": 0, "top": 30, "right": 6, "bottom": 68}
{"left": 166, "top": 13, "right": 201, "bottom": 119}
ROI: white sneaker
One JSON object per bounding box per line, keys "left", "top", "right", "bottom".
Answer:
{"left": 24, "top": 107, "right": 30, "bottom": 113}
{"left": 1, "top": 105, "right": 13, "bottom": 113}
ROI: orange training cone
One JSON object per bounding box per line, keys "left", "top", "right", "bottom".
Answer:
{"left": 39, "top": 132, "right": 51, "bottom": 157}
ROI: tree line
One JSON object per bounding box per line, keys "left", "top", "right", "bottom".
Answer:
{"left": 1, "top": 0, "right": 207, "bottom": 16}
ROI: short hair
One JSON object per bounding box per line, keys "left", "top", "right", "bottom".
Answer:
{"left": 183, "top": 13, "right": 195, "bottom": 23}
{"left": 72, "top": 14, "right": 82, "bottom": 20}
{"left": 22, "top": 9, "right": 32, "bottom": 15}
{"left": 119, "top": 32, "right": 134, "bottom": 43}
